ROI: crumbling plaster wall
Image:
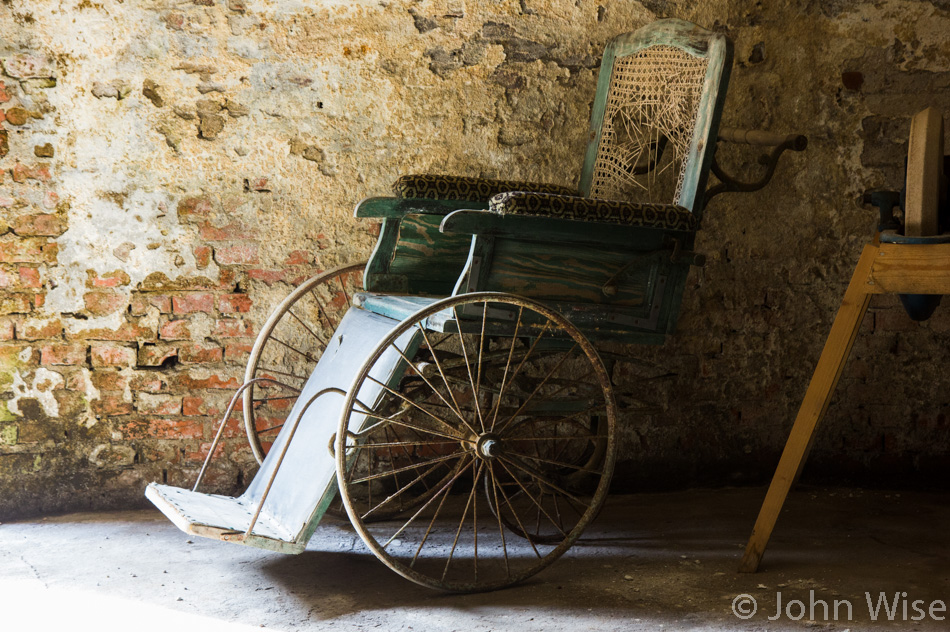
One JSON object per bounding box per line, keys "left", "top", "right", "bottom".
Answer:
{"left": 1, "top": 0, "right": 948, "bottom": 518}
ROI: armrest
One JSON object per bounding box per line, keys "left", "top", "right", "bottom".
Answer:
{"left": 441, "top": 209, "right": 669, "bottom": 250}
{"left": 354, "top": 196, "right": 489, "bottom": 219}
{"left": 393, "top": 174, "right": 577, "bottom": 202}
{"left": 488, "top": 191, "right": 698, "bottom": 232}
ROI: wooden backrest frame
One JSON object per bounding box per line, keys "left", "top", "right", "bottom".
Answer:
{"left": 579, "top": 19, "right": 733, "bottom": 219}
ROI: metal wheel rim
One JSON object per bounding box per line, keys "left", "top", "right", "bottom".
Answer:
{"left": 243, "top": 261, "right": 366, "bottom": 464}
{"left": 335, "top": 291, "right": 617, "bottom": 592}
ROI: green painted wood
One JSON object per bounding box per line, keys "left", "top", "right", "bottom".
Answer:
{"left": 578, "top": 18, "right": 733, "bottom": 218}
{"left": 355, "top": 196, "right": 489, "bottom": 219}
{"left": 441, "top": 209, "right": 672, "bottom": 250}
{"left": 364, "top": 217, "right": 404, "bottom": 293}
{"left": 355, "top": 293, "right": 442, "bottom": 321}
{"left": 388, "top": 214, "right": 472, "bottom": 295}
{"left": 482, "top": 238, "right": 650, "bottom": 306}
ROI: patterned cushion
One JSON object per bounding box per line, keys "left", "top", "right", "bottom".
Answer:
{"left": 393, "top": 174, "right": 577, "bottom": 202}
{"left": 489, "top": 191, "right": 698, "bottom": 232}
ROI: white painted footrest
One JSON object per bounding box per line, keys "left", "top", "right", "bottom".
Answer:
{"left": 146, "top": 483, "right": 305, "bottom": 553}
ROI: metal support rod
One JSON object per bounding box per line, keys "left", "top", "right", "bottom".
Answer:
{"left": 243, "top": 387, "right": 348, "bottom": 539}
{"left": 192, "top": 377, "right": 301, "bottom": 492}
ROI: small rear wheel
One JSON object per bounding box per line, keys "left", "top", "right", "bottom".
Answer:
{"left": 336, "top": 292, "right": 617, "bottom": 592}
{"left": 243, "top": 262, "right": 366, "bottom": 464}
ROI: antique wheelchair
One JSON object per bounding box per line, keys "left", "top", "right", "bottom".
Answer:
{"left": 147, "top": 19, "right": 806, "bottom": 592}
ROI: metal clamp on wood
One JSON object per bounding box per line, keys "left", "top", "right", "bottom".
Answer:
{"left": 706, "top": 127, "right": 808, "bottom": 201}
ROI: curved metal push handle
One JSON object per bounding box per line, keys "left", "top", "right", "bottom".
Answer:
{"left": 718, "top": 127, "right": 808, "bottom": 151}
{"left": 706, "top": 127, "right": 809, "bottom": 202}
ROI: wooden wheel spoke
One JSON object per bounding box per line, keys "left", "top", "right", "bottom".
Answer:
{"left": 410, "top": 457, "right": 471, "bottom": 567}
{"left": 361, "top": 457, "right": 452, "bottom": 520}
{"left": 453, "top": 316, "right": 484, "bottom": 432}
{"left": 489, "top": 317, "right": 556, "bottom": 431}
{"left": 310, "top": 288, "right": 339, "bottom": 332}
{"left": 257, "top": 365, "right": 310, "bottom": 382}
{"left": 363, "top": 375, "right": 468, "bottom": 440}
{"left": 496, "top": 459, "right": 568, "bottom": 538}
{"left": 286, "top": 307, "right": 329, "bottom": 348}
{"left": 442, "top": 460, "right": 483, "bottom": 582}
{"left": 487, "top": 462, "right": 510, "bottom": 579}
{"left": 389, "top": 341, "right": 475, "bottom": 436}
{"left": 382, "top": 456, "right": 474, "bottom": 550}
{"left": 348, "top": 450, "right": 465, "bottom": 485}
{"left": 494, "top": 343, "right": 580, "bottom": 435}
{"left": 511, "top": 451, "right": 603, "bottom": 475}
{"left": 266, "top": 335, "right": 319, "bottom": 364}
{"left": 487, "top": 306, "right": 525, "bottom": 430}
{"left": 415, "top": 325, "right": 478, "bottom": 437}
{"left": 491, "top": 463, "right": 542, "bottom": 559}
{"left": 498, "top": 454, "right": 591, "bottom": 509}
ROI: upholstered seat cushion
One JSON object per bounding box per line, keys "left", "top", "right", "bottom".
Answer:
{"left": 488, "top": 191, "right": 699, "bottom": 232}
{"left": 393, "top": 174, "right": 577, "bottom": 202}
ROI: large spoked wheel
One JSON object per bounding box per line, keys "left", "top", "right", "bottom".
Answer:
{"left": 243, "top": 262, "right": 366, "bottom": 464}
{"left": 336, "top": 292, "right": 617, "bottom": 592}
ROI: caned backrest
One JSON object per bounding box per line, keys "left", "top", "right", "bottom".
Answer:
{"left": 579, "top": 20, "right": 733, "bottom": 218}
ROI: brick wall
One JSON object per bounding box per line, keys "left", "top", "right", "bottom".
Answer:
{"left": 3, "top": 0, "right": 950, "bottom": 519}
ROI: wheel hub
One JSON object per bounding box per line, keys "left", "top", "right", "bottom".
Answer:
{"left": 476, "top": 433, "right": 502, "bottom": 460}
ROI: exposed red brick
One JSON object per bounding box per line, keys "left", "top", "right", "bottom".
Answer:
{"left": 193, "top": 245, "right": 212, "bottom": 269}
{"left": 283, "top": 250, "right": 312, "bottom": 265}
{"left": 182, "top": 395, "right": 229, "bottom": 418}
{"left": 223, "top": 342, "right": 252, "bottom": 363}
{"left": 137, "top": 344, "right": 178, "bottom": 367}
{"left": 15, "top": 318, "right": 61, "bottom": 339}
{"left": 179, "top": 342, "right": 223, "bottom": 364}
{"left": 90, "top": 344, "right": 136, "bottom": 367}
{"left": 129, "top": 373, "right": 164, "bottom": 393}
{"left": 214, "top": 243, "right": 259, "bottom": 265}
{"left": 177, "top": 195, "right": 215, "bottom": 222}
{"left": 91, "top": 371, "right": 129, "bottom": 392}
{"left": 199, "top": 221, "right": 255, "bottom": 241}
{"left": 0, "top": 81, "right": 12, "bottom": 103}
{"left": 18, "top": 266, "right": 40, "bottom": 288}
{"left": 120, "top": 418, "right": 204, "bottom": 440}
{"left": 246, "top": 268, "right": 285, "bottom": 284}
{"left": 217, "top": 293, "right": 251, "bottom": 313}
{"left": 137, "top": 393, "right": 183, "bottom": 415}
{"left": 85, "top": 269, "right": 131, "bottom": 288}
{"left": 83, "top": 290, "right": 127, "bottom": 316}
{"left": 159, "top": 319, "right": 192, "bottom": 340}
{"left": 32, "top": 293, "right": 44, "bottom": 309}
{"left": 40, "top": 343, "right": 87, "bottom": 366}
{"left": 213, "top": 319, "right": 253, "bottom": 338}
{"left": 172, "top": 293, "right": 214, "bottom": 314}
{"left": 130, "top": 293, "right": 172, "bottom": 315}
{"left": 0, "top": 238, "right": 58, "bottom": 263}
{"left": 12, "top": 213, "right": 66, "bottom": 237}
{"left": 174, "top": 371, "right": 241, "bottom": 390}
{"left": 10, "top": 163, "right": 51, "bottom": 183}
{"left": 183, "top": 441, "right": 224, "bottom": 463}
{"left": 92, "top": 395, "right": 134, "bottom": 416}
{"left": 69, "top": 320, "right": 156, "bottom": 342}
{"left": 0, "top": 318, "right": 13, "bottom": 340}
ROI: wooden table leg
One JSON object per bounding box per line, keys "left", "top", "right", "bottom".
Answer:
{"left": 738, "top": 244, "right": 878, "bottom": 573}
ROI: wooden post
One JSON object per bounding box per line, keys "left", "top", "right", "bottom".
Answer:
{"left": 738, "top": 244, "right": 879, "bottom": 573}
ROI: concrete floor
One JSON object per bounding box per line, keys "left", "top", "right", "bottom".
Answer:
{"left": 1, "top": 487, "right": 948, "bottom": 632}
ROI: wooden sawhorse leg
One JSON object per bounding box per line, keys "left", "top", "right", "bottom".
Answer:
{"left": 738, "top": 245, "right": 878, "bottom": 573}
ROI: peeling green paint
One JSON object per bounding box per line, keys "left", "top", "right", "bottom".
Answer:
{"left": 32, "top": 454, "right": 41, "bottom": 472}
